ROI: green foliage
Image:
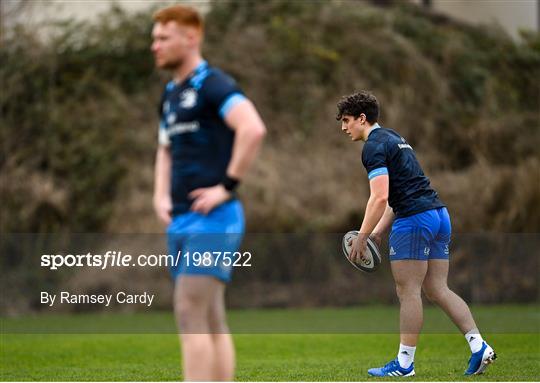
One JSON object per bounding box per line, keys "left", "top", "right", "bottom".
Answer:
{"left": 1, "top": 0, "right": 539, "bottom": 235}
{"left": 205, "top": 0, "right": 539, "bottom": 154}
{"left": 1, "top": 7, "right": 157, "bottom": 233}
{"left": 202, "top": 0, "right": 539, "bottom": 233}
{"left": 1, "top": 1, "right": 539, "bottom": 313}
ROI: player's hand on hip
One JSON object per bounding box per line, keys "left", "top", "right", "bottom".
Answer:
{"left": 153, "top": 194, "right": 172, "bottom": 225}
{"left": 189, "top": 184, "right": 231, "bottom": 215}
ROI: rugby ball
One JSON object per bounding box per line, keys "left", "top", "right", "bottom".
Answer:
{"left": 342, "top": 230, "right": 381, "bottom": 272}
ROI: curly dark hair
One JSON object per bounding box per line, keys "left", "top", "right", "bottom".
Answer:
{"left": 336, "top": 91, "right": 379, "bottom": 123}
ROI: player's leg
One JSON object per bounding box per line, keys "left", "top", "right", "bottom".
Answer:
{"left": 168, "top": 217, "right": 214, "bottom": 380}
{"left": 203, "top": 200, "right": 244, "bottom": 380}
{"left": 392, "top": 260, "right": 428, "bottom": 347}
{"left": 423, "top": 260, "right": 496, "bottom": 374}
{"left": 177, "top": 276, "right": 234, "bottom": 381}
{"left": 421, "top": 207, "right": 476, "bottom": 330}
{"left": 178, "top": 200, "right": 243, "bottom": 381}
{"left": 208, "top": 281, "right": 235, "bottom": 381}
{"left": 423, "top": 208, "right": 477, "bottom": 332}
{"left": 168, "top": 201, "right": 243, "bottom": 380}
{"left": 423, "top": 207, "right": 496, "bottom": 375}
{"left": 174, "top": 275, "right": 218, "bottom": 381}
{"left": 369, "top": 210, "right": 443, "bottom": 377}
{"left": 367, "top": 259, "right": 427, "bottom": 377}
{"left": 422, "top": 260, "right": 477, "bottom": 333}
{"left": 390, "top": 214, "right": 436, "bottom": 347}
{"left": 369, "top": 214, "right": 433, "bottom": 377}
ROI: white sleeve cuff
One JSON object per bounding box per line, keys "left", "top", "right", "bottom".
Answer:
{"left": 158, "top": 123, "right": 170, "bottom": 146}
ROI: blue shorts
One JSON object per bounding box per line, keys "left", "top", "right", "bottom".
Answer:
{"left": 167, "top": 199, "right": 245, "bottom": 283}
{"left": 389, "top": 207, "right": 451, "bottom": 261}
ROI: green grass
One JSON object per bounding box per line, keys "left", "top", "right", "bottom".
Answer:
{"left": 3, "top": 305, "right": 538, "bottom": 334}
{"left": 1, "top": 306, "right": 539, "bottom": 381}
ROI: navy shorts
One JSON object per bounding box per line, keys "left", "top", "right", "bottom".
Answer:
{"left": 389, "top": 207, "right": 451, "bottom": 261}
{"left": 167, "top": 199, "right": 245, "bottom": 283}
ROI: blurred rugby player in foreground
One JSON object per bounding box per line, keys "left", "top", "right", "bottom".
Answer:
{"left": 151, "top": 5, "right": 265, "bottom": 380}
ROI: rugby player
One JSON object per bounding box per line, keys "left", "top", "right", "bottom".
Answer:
{"left": 151, "top": 5, "right": 266, "bottom": 380}
{"left": 336, "top": 91, "right": 495, "bottom": 377}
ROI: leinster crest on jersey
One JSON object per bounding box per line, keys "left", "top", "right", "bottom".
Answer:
{"left": 179, "top": 88, "right": 198, "bottom": 109}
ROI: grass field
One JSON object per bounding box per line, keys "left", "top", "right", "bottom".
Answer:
{"left": 1, "top": 306, "right": 539, "bottom": 381}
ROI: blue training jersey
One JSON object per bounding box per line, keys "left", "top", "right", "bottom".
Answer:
{"left": 158, "top": 60, "right": 247, "bottom": 216}
{"left": 361, "top": 124, "right": 445, "bottom": 218}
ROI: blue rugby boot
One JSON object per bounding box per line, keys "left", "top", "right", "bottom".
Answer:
{"left": 368, "top": 358, "right": 415, "bottom": 377}
{"left": 464, "top": 342, "right": 496, "bottom": 375}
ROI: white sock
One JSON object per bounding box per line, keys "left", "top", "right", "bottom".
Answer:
{"left": 465, "top": 328, "right": 484, "bottom": 353}
{"left": 397, "top": 343, "right": 416, "bottom": 368}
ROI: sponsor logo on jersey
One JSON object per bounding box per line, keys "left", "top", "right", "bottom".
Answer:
{"left": 179, "top": 88, "right": 198, "bottom": 109}
{"left": 398, "top": 143, "right": 413, "bottom": 150}
{"left": 398, "top": 137, "right": 413, "bottom": 150}
{"left": 168, "top": 121, "right": 200, "bottom": 136}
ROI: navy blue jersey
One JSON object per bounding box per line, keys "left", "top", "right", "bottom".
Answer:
{"left": 158, "top": 61, "right": 247, "bottom": 216}
{"left": 361, "top": 124, "right": 445, "bottom": 218}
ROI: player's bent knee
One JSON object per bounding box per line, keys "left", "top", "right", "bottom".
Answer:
{"left": 422, "top": 285, "right": 449, "bottom": 304}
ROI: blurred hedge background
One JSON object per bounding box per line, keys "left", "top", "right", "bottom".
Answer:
{"left": 1, "top": 1, "right": 539, "bottom": 312}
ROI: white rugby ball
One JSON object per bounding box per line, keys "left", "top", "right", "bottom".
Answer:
{"left": 342, "top": 230, "right": 381, "bottom": 272}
